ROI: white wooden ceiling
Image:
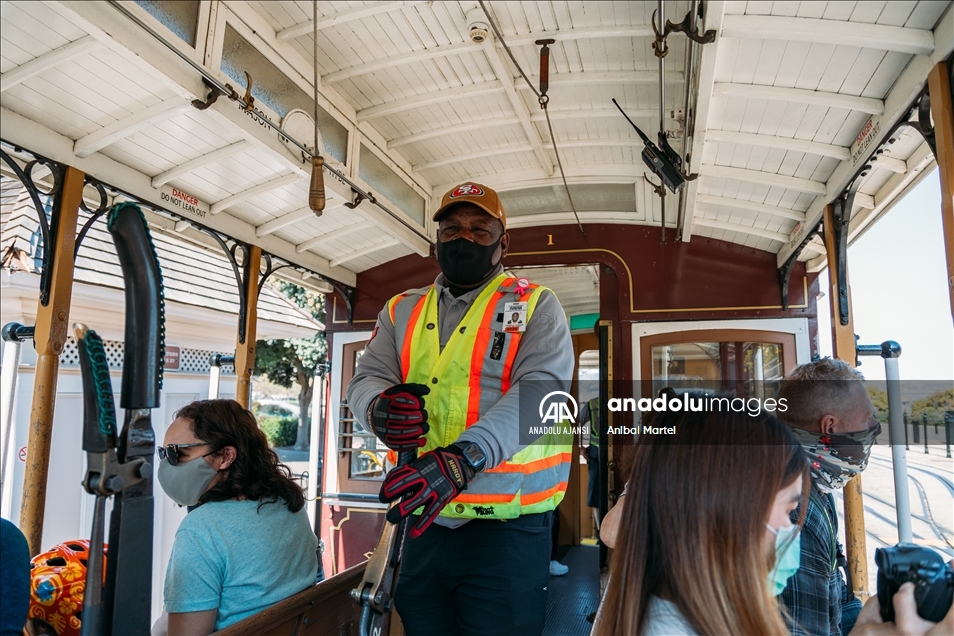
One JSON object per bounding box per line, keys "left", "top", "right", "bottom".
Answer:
{"left": 1, "top": 0, "right": 951, "bottom": 306}
{"left": 508, "top": 264, "right": 600, "bottom": 319}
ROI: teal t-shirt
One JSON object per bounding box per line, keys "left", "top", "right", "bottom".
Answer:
{"left": 163, "top": 499, "right": 318, "bottom": 631}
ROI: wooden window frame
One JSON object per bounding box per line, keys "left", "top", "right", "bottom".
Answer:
{"left": 639, "top": 329, "right": 797, "bottom": 396}
{"left": 336, "top": 340, "right": 386, "bottom": 494}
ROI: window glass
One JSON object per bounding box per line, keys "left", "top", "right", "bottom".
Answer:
{"left": 498, "top": 184, "right": 636, "bottom": 219}
{"left": 359, "top": 145, "right": 425, "bottom": 225}
{"left": 220, "top": 25, "right": 348, "bottom": 163}
{"left": 347, "top": 417, "right": 385, "bottom": 479}
{"left": 135, "top": 1, "right": 199, "bottom": 47}
{"left": 651, "top": 341, "right": 783, "bottom": 398}
{"left": 340, "top": 349, "right": 385, "bottom": 480}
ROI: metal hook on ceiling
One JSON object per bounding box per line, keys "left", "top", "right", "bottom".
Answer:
{"left": 343, "top": 189, "right": 366, "bottom": 210}
{"left": 241, "top": 71, "right": 255, "bottom": 112}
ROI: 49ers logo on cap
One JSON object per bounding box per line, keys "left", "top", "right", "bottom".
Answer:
{"left": 449, "top": 184, "right": 484, "bottom": 198}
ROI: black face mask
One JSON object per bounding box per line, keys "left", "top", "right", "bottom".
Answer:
{"left": 436, "top": 236, "right": 501, "bottom": 286}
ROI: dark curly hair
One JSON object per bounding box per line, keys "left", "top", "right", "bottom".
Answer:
{"left": 174, "top": 399, "right": 305, "bottom": 512}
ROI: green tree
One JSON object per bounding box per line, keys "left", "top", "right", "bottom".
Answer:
{"left": 866, "top": 385, "right": 889, "bottom": 423}
{"left": 254, "top": 280, "right": 326, "bottom": 450}
{"left": 909, "top": 388, "right": 954, "bottom": 423}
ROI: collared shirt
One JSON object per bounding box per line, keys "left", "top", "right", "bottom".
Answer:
{"left": 346, "top": 265, "right": 574, "bottom": 525}
{"left": 780, "top": 483, "right": 844, "bottom": 636}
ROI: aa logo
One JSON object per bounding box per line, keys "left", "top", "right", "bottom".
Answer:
{"left": 539, "top": 391, "right": 578, "bottom": 424}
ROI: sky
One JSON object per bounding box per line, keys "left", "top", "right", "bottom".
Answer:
{"left": 816, "top": 167, "right": 953, "bottom": 381}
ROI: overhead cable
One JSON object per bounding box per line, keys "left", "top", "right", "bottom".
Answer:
{"left": 477, "top": 1, "right": 584, "bottom": 234}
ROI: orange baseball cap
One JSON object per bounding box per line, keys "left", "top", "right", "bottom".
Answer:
{"left": 433, "top": 183, "right": 506, "bottom": 230}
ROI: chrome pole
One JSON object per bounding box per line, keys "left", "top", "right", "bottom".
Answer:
{"left": 858, "top": 341, "right": 911, "bottom": 543}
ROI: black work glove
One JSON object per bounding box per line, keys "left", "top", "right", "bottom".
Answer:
{"left": 379, "top": 445, "right": 475, "bottom": 538}
{"left": 368, "top": 383, "right": 430, "bottom": 451}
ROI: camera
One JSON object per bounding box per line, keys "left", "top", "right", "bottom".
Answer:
{"left": 875, "top": 544, "right": 953, "bottom": 623}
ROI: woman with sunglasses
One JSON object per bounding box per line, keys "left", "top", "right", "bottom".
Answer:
{"left": 151, "top": 399, "right": 318, "bottom": 636}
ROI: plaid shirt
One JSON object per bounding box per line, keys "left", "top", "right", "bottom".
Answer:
{"left": 780, "top": 484, "right": 844, "bottom": 636}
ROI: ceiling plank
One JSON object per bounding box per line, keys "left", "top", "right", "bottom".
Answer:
{"left": 871, "top": 155, "right": 908, "bottom": 174}
{"left": 323, "top": 41, "right": 482, "bottom": 83}
{"left": 328, "top": 238, "right": 401, "bottom": 267}
{"left": 357, "top": 81, "right": 503, "bottom": 121}
{"left": 296, "top": 223, "right": 370, "bottom": 253}
{"left": 414, "top": 145, "right": 534, "bottom": 171}
{"left": 721, "top": 15, "right": 935, "bottom": 55}
{"left": 360, "top": 71, "right": 684, "bottom": 120}
{"left": 678, "top": 0, "right": 725, "bottom": 243}
{"left": 210, "top": 174, "right": 302, "bottom": 215}
{"left": 431, "top": 166, "right": 645, "bottom": 196}
{"left": 73, "top": 97, "right": 189, "bottom": 158}
{"left": 692, "top": 217, "right": 788, "bottom": 243}
{"left": 151, "top": 140, "right": 250, "bottom": 187}
{"left": 414, "top": 138, "right": 647, "bottom": 171}
{"left": 323, "top": 25, "right": 654, "bottom": 84}
{"left": 701, "top": 164, "right": 827, "bottom": 195}
{"left": 529, "top": 108, "right": 656, "bottom": 122}
{"left": 705, "top": 130, "right": 849, "bottom": 160}
{"left": 256, "top": 208, "right": 315, "bottom": 237}
{"left": 481, "top": 39, "right": 553, "bottom": 176}
{"left": 276, "top": 1, "right": 426, "bottom": 41}
{"left": 0, "top": 36, "right": 101, "bottom": 92}
{"left": 854, "top": 193, "right": 876, "bottom": 209}
{"left": 389, "top": 117, "right": 521, "bottom": 148}
{"left": 695, "top": 194, "right": 806, "bottom": 221}
{"left": 515, "top": 70, "right": 685, "bottom": 90}
{"left": 713, "top": 83, "right": 884, "bottom": 115}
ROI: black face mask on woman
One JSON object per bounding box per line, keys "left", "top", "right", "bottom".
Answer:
{"left": 436, "top": 236, "right": 502, "bottom": 286}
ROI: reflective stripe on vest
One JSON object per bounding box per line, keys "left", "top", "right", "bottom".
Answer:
{"left": 385, "top": 274, "right": 572, "bottom": 519}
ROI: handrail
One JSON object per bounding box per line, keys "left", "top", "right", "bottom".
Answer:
{"left": 214, "top": 562, "right": 370, "bottom": 636}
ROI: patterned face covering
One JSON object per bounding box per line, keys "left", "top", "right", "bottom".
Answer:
{"left": 789, "top": 422, "right": 881, "bottom": 493}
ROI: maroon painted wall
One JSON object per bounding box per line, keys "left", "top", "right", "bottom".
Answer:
{"left": 326, "top": 223, "right": 819, "bottom": 334}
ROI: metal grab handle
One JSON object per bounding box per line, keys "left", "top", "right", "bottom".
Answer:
{"left": 208, "top": 353, "right": 235, "bottom": 399}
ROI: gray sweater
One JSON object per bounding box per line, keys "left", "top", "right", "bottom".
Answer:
{"left": 346, "top": 268, "right": 574, "bottom": 525}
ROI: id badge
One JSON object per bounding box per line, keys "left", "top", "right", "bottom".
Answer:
{"left": 503, "top": 301, "right": 528, "bottom": 333}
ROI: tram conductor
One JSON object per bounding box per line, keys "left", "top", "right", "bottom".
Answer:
{"left": 347, "top": 182, "right": 574, "bottom": 636}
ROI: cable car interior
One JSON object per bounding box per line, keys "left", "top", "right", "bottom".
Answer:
{"left": 1, "top": 1, "right": 952, "bottom": 635}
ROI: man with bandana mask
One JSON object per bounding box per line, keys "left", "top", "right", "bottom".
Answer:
{"left": 347, "top": 182, "right": 574, "bottom": 636}
{"left": 777, "top": 358, "right": 882, "bottom": 636}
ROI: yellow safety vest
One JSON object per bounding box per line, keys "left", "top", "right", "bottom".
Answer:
{"left": 386, "top": 273, "right": 571, "bottom": 520}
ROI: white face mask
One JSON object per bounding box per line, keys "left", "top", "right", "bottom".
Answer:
{"left": 157, "top": 453, "right": 218, "bottom": 507}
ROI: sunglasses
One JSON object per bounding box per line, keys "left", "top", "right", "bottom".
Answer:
{"left": 156, "top": 442, "right": 211, "bottom": 466}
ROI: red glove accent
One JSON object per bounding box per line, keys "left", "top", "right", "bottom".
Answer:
{"left": 369, "top": 384, "right": 430, "bottom": 451}
{"left": 379, "top": 446, "right": 475, "bottom": 538}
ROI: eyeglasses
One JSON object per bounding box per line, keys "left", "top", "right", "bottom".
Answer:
{"left": 156, "top": 443, "right": 211, "bottom": 466}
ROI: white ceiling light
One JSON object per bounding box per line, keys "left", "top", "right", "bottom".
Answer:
{"left": 465, "top": 7, "right": 490, "bottom": 43}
